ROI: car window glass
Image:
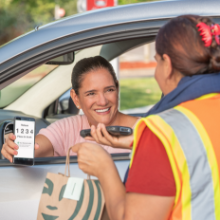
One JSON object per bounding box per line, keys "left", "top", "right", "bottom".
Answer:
{"left": 0, "top": 64, "right": 58, "bottom": 108}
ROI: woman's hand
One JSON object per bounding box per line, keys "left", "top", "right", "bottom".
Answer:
{"left": 1, "top": 133, "right": 39, "bottom": 163}
{"left": 85, "top": 123, "right": 133, "bottom": 149}
{"left": 72, "top": 142, "right": 116, "bottom": 179}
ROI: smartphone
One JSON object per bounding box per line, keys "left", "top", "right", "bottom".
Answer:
{"left": 80, "top": 126, "right": 133, "bottom": 138}
{"left": 13, "top": 116, "right": 35, "bottom": 166}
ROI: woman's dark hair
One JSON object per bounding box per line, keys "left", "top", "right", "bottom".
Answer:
{"left": 156, "top": 15, "right": 220, "bottom": 76}
{"left": 71, "top": 56, "right": 118, "bottom": 95}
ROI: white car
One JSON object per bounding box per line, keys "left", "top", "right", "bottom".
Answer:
{"left": 0, "top": 0, "right": 219, "bottom": 219}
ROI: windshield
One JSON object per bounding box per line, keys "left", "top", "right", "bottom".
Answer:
{"left": 0, "top": 64, "right": 57, "bottom": 108}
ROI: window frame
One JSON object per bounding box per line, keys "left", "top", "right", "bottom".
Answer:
{"left": 0, "top": 20, "right": 163, "bottom": 165}
{"left": 0, "top": 153, "right": 130, "bottom": 166}
{"left": 0, "top": 19, "right": 168, "bottom": 90}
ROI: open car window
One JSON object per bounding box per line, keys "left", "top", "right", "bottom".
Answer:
{"left": 0, "top": 37, "right": 161, "bottom": 164}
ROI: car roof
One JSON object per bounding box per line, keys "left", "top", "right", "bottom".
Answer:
{"left": 0, "top": 0, "right": 220, "bottom": 65}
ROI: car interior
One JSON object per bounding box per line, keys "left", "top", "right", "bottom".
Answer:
{"left": 0, "top": 36, "right": 158, "bottom": 160}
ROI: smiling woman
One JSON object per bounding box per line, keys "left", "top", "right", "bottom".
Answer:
{"left": 36, "top": 56, "right": 138, "bottom": 157}
{"left": 70, "top": 57, "right": 120, "bottom": 127}
{"left": 1, "top": 56, "right": 139, "bottom": 162}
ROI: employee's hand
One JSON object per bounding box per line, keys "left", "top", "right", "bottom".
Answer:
{"left": 1, "top": 133, "right": 39, "bottom": 163}
{"left": 72, "top": 142, "right": 115, "bottom": 178}
{"left": 85, "top": 123, "right": 133, "bottom": 149}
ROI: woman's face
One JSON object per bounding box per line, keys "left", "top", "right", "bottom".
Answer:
{"left": 72, "top": 67, "right": 119, "bottom": 127}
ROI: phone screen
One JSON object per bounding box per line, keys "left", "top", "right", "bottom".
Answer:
{"left": 14, "top": 118, "right": 35, "bottom": 160}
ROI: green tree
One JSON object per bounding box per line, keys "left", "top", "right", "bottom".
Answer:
{"left": 11, "top": 0, "right": 77, "bottom": 25}
{"left": 0, "top": 0, "right": 31, "bottom": 45}
{"left": 0, "top": 0, "right": 160, "bottom": 46}
{"left": 0, "top": 0, "right": 78, "bottom": 45}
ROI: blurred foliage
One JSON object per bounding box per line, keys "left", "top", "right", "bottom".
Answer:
{"left": 10, "top": 0, "right": 77, "bottom": 24}
{"left": 0, "top": 0, "right": 158, "bottom": 46}
{"left": 0, "top": 0, "right": 77, "bottom": 45}
{"left": 0, "top": 0, "right": 31, "bottom": 45}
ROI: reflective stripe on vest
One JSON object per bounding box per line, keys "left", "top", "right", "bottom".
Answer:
{"left": 130, "top": 93, "right": 220, "bottom": 220}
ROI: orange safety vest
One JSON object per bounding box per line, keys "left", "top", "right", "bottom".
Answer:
{"left": 130, "top": 93, "right": 220, "bottom": 220}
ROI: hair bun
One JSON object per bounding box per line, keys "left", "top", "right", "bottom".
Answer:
{"left": 209, "top": 47, "right": 220, "bottom": 72}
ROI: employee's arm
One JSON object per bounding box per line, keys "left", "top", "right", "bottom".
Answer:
{"left": 72, "top": 142, "right": 175, "bottom": 220}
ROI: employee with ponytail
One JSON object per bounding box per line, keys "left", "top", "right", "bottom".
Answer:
{"left": 72, "top": 15, "right": 220, "bottom": 220}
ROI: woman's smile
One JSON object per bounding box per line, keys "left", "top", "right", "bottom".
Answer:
{"left": 94, "top": 107, "right": 111, "bottom": 114}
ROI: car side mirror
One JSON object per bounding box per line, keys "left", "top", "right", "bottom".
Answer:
{"left": 46, "top": 52, "right": 74, "bottom": 65}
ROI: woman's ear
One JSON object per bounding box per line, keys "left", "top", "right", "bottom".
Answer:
{"left": 70, "top": 89, "right": 80, "bottom": 109}
{"left": 162, "top": 54, "right": 173, "bottom": 79}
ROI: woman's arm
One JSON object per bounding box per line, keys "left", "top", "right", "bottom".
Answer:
{"left": 72, "top": 142, "right": 174, "bottom": 220}
{"left": 34, "top": 134, "right": 54, "bottom": 157}
{"left": 1, "top": 133, "right": 53, "bottom": 162}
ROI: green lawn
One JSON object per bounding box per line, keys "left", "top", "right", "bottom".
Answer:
{"left": 120, "top": 77, "right": 161, "bottom": 110}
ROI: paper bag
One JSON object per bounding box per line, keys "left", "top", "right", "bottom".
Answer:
{"left": 37, "top": 147, "right": 110, "bottom": 220}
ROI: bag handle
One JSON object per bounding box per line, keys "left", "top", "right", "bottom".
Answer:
{"left": 65, "top": 146, "right": 90, "bottom": 180}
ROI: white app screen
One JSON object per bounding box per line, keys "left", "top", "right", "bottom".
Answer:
{"left": 14, "top": 120, "right": 35, "bottom": 158}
